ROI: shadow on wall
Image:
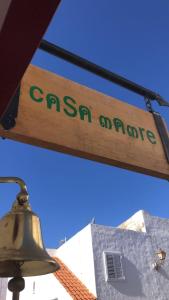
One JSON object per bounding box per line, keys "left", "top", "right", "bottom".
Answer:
{"left": 158, "top": 267, "right": 169, "bottom": 280}
{"left": 110, "top": 258, "right": 145, "bottom": 297}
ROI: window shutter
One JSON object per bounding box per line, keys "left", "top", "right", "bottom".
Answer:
{"left": 103, "top": 251, "right": 125, "bottom": 281}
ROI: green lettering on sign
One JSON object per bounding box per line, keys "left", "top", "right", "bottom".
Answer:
{"left": 29, "top": 85, "right": 158, "bottom": 146}
{"left": 30, "top": 86, "right": 43, "bottom": 102}
{"left": 127, "top": 125, "right": 138, "bottom": 139}
{"left": 147, "top": 130, "right": 157, "bottom": 144}
{"left": 79, "top": 105, "right": 92, "bottom": 123}
{"left": 139, "top": 128, "right": 145, "bottom": 141}
{"left": 99, "top": 115, "right": 112, "bottom": 129}
{"left": 113, "top": 118, "right": 125, "bottom": 134}
{"left": 46, "top": 93, "right": 60, "bottom": 111}
{"left": 63, "top": 96, "right": 77, "bottom": 117}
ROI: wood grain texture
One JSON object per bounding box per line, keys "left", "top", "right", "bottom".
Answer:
{"left": 0, "top": 64, "right": 169, "bottom": 179}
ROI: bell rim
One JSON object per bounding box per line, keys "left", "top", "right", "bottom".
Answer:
{"left": 0, "top": 259, "right": 60, "bottom": 277}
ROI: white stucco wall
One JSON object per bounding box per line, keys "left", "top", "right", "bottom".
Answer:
{"left": 0, "top": 278, "right": 7, "bottom": 300}
{"left": 91, "top": 221, "right": 169, "bottom": 300}
{"left": 56, "top": 224, "right": 96, "bottom": 296}
{"left": 6, "top": 273, "right": 72, "bottom": 300}
{"left": 118, "top": 210, "right": 147, "bottom": 232}
{"left": 143, "top": 214, "right": 169, "bottom": 236}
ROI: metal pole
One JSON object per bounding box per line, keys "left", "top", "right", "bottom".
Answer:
{"left": 39, "top": 39, "right": 169, "bottom": 107}
{"left": 12, "top": 291, "right": 19, "bottom": 300}
{"left": 8, "top": 277, "right": 25, "bottom": 300}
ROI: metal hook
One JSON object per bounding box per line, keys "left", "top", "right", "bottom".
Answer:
{"left": 0, "top": 177, "right": 29, "bottom": 205}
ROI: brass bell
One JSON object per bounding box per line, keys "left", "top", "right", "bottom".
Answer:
{"left": 0, "top": 177, "right": 59, "bottom": 278}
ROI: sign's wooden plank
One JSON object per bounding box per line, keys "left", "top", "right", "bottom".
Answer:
{"left": 0, "top": 64, "right": 169, "bottom": 179}
{"left": 0, "top": 0, "right": 61, "bottom": 119}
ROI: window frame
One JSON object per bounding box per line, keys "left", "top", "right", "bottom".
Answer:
{"left": 103, "top": 251, "right": 125, "bottom": 282}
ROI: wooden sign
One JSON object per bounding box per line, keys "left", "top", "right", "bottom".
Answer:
{"left": 0, "top": 0, "right": 61, "bottom": 119}
{"left": 0, "top": 64, "right": 169, "bottom": 179}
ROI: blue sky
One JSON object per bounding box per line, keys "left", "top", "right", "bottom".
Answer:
{"left": 0, "top": 0, "right": 169, "bottom": 248}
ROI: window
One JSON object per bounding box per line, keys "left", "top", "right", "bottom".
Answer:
{"left": 103, "top": 251, "right": 125, "bottom": 281}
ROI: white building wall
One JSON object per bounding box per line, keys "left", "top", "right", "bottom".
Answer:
{"left": 56, "top": 224, "right": 96, "bottom": 296}
{"left": 118, "top": 210, "right": 147, "bottom": 232}
{"left": 143, "top": 214, "right": 169, "bottom": 236}
{"left": 91, "top": 222, "right": 169, "bottom": 300}
{"left": 6, "top": 273, "right": 72, "bottom": 300}
{"left": 0, "top": 278, "right": 7, "bottom": 300}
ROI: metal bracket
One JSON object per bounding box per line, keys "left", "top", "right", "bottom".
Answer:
{"left": 145, "top": 97, "right": 169, "bottom": 163}
{"left": 144, "top": 97, "right": 153, "bottom": 113}
{"left": 152, "top": 112, "right": 169, "bottom": 163}
{"left": 0, "top": 86, "right": 20, "bottom": 130}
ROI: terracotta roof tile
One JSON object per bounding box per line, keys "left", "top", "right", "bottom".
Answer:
{"left": 53, "top": 257, "right": 96, "bottom": 300}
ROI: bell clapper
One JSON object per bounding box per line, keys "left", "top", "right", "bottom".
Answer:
{"left": 8, "top": 277, "right": 25, "bottom": 300}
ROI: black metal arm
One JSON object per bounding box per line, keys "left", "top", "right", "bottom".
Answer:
{"left": 39, "top": 39, "right": 169, "bottom": 107}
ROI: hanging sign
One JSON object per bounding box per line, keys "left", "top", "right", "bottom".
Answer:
{"left": 0, "top": 64, "right": 169, "bottom": 179}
